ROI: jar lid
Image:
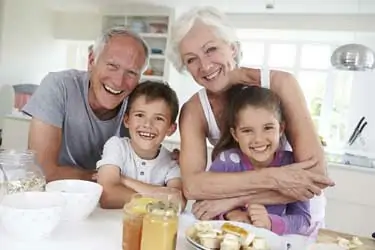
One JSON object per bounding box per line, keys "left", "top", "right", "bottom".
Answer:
{"left": 146, "top": 200, "right": 178, "bottom": 217}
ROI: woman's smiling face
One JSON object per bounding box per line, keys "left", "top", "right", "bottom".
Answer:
{"left": 179, "top": 21, "right": 238, "bottom": 93}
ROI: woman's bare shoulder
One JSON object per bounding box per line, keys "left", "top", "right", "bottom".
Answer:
{"left": 269, "top": 69, "right": 298, "bottom": 92}
{"left": 270, "top": 69, "right": 296, "bottom": 82}
{"left": 180, "top": 93, "right": 201, "bottom": 118}
{"left": 179, "top": 93, "right": 208, "bottom": 131}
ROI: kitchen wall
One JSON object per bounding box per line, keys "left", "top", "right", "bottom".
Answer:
{"left": 1, "top": 0, "right": 375, "bottom": 155}
{"left": 0, "top": 0, "right": 67, "bottom": 87}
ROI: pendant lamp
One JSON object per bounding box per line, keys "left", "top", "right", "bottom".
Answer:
{"left": 331, "top": 43, "right": 375, "bottom": 71}
{"left": 330, "top": 0, "right": 375, "bottom": 71}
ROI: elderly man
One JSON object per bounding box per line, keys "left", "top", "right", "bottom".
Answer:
{"left": 22, "top": 26, "right": 149, "bottom": 182}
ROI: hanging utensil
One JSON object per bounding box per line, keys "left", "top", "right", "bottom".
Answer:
{"left": 349, "top": 121, "right": 367, "bottom": 146}
{"left": 347, "top": 116, "right": 365, "bottom": 145}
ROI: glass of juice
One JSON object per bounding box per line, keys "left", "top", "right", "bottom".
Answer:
{"left": 123, "top": 192, "right": 172, "bottom": 250}
{"left": 140, "top": 192, "right": 181, "bottom": 250}
{"left": 122, "top": 202, "right": 145, "bottom": 250}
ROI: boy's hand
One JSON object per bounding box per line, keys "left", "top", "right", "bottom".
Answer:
{"left": 90, "top": 171, "right": 98, "bottom": 182}
{"left": 171, "top": 149, "right": 180, "bottom": 164}
{"left": 225, "top": 209, "right": 251, "bottom": 223}
{"left": 248, "top": 204, "right": 271, "bottom": 230}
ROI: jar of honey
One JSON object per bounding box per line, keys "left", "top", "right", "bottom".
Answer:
{"left": 140, "top": 200, "right": 180, "bottom": 250}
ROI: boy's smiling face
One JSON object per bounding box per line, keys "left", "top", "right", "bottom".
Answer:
{"left": 124, "top": 95, "right": 176, "bottom": 159}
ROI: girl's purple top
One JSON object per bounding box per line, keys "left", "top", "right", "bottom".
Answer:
{"left": 209, "top": 148, "right": 311, "bottom": 235}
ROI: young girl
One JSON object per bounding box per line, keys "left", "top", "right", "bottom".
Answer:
{"left": 210, "top": 84, "right": 311, "bottom": 236}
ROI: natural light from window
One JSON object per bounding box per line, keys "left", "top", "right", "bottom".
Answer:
{"left": 236, "top": 28, "right": 353, "bottom": 151}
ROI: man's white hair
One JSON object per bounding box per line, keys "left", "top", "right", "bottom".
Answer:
{"left": 93, "top": 26, "right": 150, "bottom": 72}
{"left": 167, "top": 6, "right": 242, "bottom": 72}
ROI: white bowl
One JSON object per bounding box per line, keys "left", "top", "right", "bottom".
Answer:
{"left": 45, "top": 180, "right": 103, "bottom": 221}
{"left": 0, "top": 191, "right": 65, "bottom": 240}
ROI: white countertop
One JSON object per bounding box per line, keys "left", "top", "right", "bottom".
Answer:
{"left": 4, "top": 112, "right": 31, "bottom": 121}
{"left": 0, "top": 208, "right": 197, "bottom": 250}
{"left": 0, "top": 208, "right": 310, "bottom": 250}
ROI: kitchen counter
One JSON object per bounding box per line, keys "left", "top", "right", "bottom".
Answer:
{"left": 317, "top": 229, "right": 375, "bottom": 249}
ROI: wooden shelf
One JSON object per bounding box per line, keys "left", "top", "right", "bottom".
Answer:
{"left": 139, "top": 33, "right": 168, "bottom": 38}
{"left": 101, "top": 7, "right": 172, "bottom": 84}
{"left": 141, "top": 75, "right": 164, "bottom": 81}
{"left": 149, "top": 54, "right": 165, "bottom": 60}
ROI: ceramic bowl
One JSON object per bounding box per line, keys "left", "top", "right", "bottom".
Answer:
{"left": 0, "top": 191, "right": 65, "bottom": 239}
{"left": 45, "top": 180, "right": 103, "bottom": 221}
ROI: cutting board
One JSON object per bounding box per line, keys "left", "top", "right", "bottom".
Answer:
{"left": 317, "top": 229, "right": 375, "bottom": 250}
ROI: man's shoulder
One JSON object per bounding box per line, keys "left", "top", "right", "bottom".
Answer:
{"left": 46, "top": 69, "right": 88, "bottom": 88}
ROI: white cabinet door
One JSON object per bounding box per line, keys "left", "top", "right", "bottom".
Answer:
{"left": 325, "top": 198, "right": 375, "bottom": 237}
{"left": 1, "top": 116, "right": 30, "bottom": 150}
{"left": 325, "top": 164, "right": 375, "bottom": 237}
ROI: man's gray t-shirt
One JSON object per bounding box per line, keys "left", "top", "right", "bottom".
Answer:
{"left": 22, "top": 69, "right": 128, "bottom": 170}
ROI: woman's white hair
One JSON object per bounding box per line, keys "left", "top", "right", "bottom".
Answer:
{"left": 93, "top": 26, "right": 150, "bottom": 72}
{"left": 167, "top": 6, "right": 242, "bottom": 72}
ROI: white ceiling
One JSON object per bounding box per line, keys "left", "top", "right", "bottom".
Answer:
{"left": 49, "top": 0, "right": 375, "bottom": 14}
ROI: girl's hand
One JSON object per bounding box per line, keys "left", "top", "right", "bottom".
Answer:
{"left": 225, "top": 209, "right": 251, "bottom": 223}
{"left": 192, "top": 197, "right": 241, "bottom": 220}
{"left": 248, "top": 204, "right": 271, "bottom": 230}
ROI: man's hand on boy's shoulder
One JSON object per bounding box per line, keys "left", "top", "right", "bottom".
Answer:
{"left": 171, "top": 148, "right": 180, "bottom": 164}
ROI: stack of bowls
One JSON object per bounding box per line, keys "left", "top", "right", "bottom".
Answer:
{"left": 0, "top": 180, "right": 103, "bottom": 240}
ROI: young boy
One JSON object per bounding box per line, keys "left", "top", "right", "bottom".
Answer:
{"left": 97, "top": 81, "right": 184, "bottom": 209}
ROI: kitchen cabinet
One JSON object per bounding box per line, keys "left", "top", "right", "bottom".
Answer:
{"left": 1, "top": 114, "right": 31, "bottom": 150}
{"left": 101, "top": 4, "right": 174, "bottom": 83}
{"left": 325, "top": 163, "right": 375, "bottom": 237}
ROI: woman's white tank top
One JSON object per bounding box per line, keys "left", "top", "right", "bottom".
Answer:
{"left": 198, "top": 69, "right": 271, "bottom": 146}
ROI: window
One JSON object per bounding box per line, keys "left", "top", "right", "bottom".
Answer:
{"left": 268, "top": 44, "right": 297, "bottom": 68}
{"left": 241, "top": 42, "right": 264, "bottom": 66}
{"left": 237, "top": 29, "right": 354, "bottom": 151}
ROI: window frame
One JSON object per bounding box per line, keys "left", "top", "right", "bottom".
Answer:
{"left": 237, "top": 30, "right": 353, "bottom": 152}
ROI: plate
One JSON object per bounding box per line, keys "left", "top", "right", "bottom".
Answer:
{"left": 185, "top": 220, "right": 288, "bottom": 250}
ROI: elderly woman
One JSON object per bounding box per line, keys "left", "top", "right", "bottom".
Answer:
{"left": 167, "top": 7, "right": 334, "bottom": 228}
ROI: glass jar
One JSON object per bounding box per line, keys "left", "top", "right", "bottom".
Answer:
{"left": 0, "top": 149, "right": 45, "bottom": 194}
{"left": 140, "top": 199, "right": 180, "bottom": 250}
{"left": 122, "top": 202, "right": 144, "bottom": 250}
{"left": 122, "top": 193, "right": 163, "bottom": 250}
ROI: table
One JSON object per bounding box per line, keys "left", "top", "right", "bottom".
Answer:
{"left": 3, "top": 208, "right": 364, "bottom": 250}
{"left": 317, "top": 229, "right": 375, "bottom": 250}
{"left": 0, "top": 208, "right": 197, "bottom": 250}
